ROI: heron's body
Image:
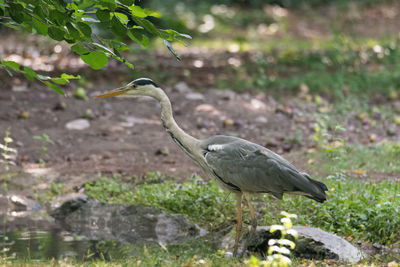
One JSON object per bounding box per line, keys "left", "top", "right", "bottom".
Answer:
{"left": 96, "top": 78, "right": 328, "bottom": 257}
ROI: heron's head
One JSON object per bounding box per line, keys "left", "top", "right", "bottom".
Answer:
{"left": 95, "top": 78, "right": 160, "bottom": 99}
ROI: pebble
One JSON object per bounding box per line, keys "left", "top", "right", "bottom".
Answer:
{"left": 65, "top": 119, "right": 90, "bottom": 130}
{"left": 255, "top": 116, "right": 268, "bottom": 124}
{"left": 19, "top": 111, "right": 30, "bottom": 119}
{"left": 174, "top": 81, "right": 191, "bottom": 93}
{"left": 185, "top": 92, "right": 204, "bottom": 101}
{"left": 53, "top": 101, "right": 67, "bottom": 111}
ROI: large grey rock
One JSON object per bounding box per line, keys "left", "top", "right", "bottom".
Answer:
{"left": 51, "top": 198, "right": 207, "bottom": 245}
{"left": 217, "top": 226, "right": 364, "bottom": 263}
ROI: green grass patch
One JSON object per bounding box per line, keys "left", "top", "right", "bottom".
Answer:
{"left": 85, "top": 172, "right": 400, "bottom": 245}
{"left": 313, "top": 142, "right": 400, "bottom": 173}
{"left": 84, "top": 173, "right": 236, "bottom": 228}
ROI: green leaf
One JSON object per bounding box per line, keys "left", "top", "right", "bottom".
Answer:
{"left": 119, "top": 0, "right": 134, "bottom": 5}
{"left": 71, "top": 44, "right": 90, "bottom": 55}
{"left": 81, "top": 51, "right": 108, "bottom": 70}
{"left": 164, "top": 40, "right": 181, "bottom": 61}
{"left": 96, "top": 9, "right": 110, "bottom": 22}
{"left": 130, "top": 6, "right": 147, "bottom": 18}
{"left": 99, "top": 1, "right": 117, "bottom": 11}
{"left": 77, "top": 22, "right": 92, "bottom": 37}
{"left": 66, "top": 22, "right": 81, "bottom": 40}
{"left": 42, "top": 81, "right": 65, "bottom": 95}
{"left": 23, "top": 66, "right": 37, "bottom": 81}
{"left": 127, "top": 29, "right": 149, "bottom": 47}
{"left": 48, "top": 26, "right": 65, "bottom": 41}
{"left": 61, "top": 73, "right": 80, "bottom": 80}
{"left": 2, "top": 61, "right": 20, "bottom": 71}
{"left": 32, "top": 19, "right": 48, "bottom": 35}
{"left": 51, "top": 77, "right": 69, "bottom": 85}
{"left": 8, "top": 3, "right": 24, "bottom": 23}
{"left": 49, "top": 9, "right": 66, "bottom": 26}
{"left": 111, "top": 16, "right": 126, "bottom": 36}
{"left": 132, "top": 17, "right": 158, "bottom": 35}
{"left": 33, "top": 5, "right": 47, "bottom": 19}
{"left": 0, "top": 7, "right": 4, "bottom": 17}
{"left": 144, "top": 8, "right": 162, "bottom": 18}
{"left": 92, "top": 43, "right": 114, "bottom": 55}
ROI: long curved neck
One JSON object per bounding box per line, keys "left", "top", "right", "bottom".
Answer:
{"left": 150, "top": 88, "right": 200, "bottom": 159}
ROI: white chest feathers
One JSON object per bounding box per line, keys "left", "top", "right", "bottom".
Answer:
{"left": 208, "top": 144, "right": 225, "bottom": 151}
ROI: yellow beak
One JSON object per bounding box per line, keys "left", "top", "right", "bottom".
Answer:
{"left": 95, "top": 87, "right": 128, "bottom": 99}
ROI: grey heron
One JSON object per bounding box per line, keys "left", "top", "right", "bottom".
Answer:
{"left": 95, "top": 78, "right": 328, "bottom": 257}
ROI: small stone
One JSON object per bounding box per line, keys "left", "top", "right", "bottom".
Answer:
{"left": 369, "top": 134, "right": 377, "bottom": 143}
{"left": 255, "top": 116, "right": 268, "bottom": 124}
{"left": 394, "top": 116, "right": 400, "bottom": 125}
{"left": 155, "top": 147, "right": 169, "bottom": 156}
{"left": 372, "top": 112, "right": 381, "bottom": 120}
{"left": 19, "top": 111, "right": 30, "bottom": 119}
{"left": 185, "top": 93, "right": 204, "bottom": 101}
{"left": 53, "top": 101, "right": 67, "bottom": 111}
{"left": 220, "top": 90, "right": 236, "bottom": 101}
{"left": 12, "top": 84, "right": 28, "bottom": 92}
{"left": 8, "top": 195, "right": 41, "bottom": 212}
{"left": 65, "top": 119, "right": 90, "bottom": 130}
{"left": 250, "top": 99, "right": 266, "bottom": 110}
{"left": 174, "top": 81, "right": 190, "bottom": 93}
{"left": 223, "top": 119, "right": 234, "bottom": 127}
{"left": 234, "top": 119, "right": 244, "bottom": 128}
{"left": 387, "top": 127, "right": 396, "bottom": 136}
{"left": 74, "top": 87, "right": 88, "bottom": 100}
{"left": 283, "top": 143, "right": 293, "bottom": 152}
{"left": 82, "top": 109, "right": 94, "bottom": 120}
{"left": 265, "top": 139, "right": 279, "bottom": 148}
{"left": 357, "top": 112, "right": 368, "bottom": 121}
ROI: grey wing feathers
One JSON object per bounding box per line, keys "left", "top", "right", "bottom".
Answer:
{"left": 202, "top": 136, "right": 327, "bottom": 202}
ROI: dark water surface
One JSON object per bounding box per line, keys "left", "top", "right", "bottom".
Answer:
{"left": 0, "top": 228, "right": 138, "bottom": 261}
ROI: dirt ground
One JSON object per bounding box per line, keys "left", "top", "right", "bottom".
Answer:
{"left": 1, "top": 60, "right": 399, "bottom": 198}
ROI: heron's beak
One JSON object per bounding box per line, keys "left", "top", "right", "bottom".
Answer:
{"left": 95, "top": 85, "right": 129, "bottom": 99}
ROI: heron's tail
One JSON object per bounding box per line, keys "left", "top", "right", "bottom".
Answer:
{"left": 303, "top": 173, "right": 328, "bottom": 203}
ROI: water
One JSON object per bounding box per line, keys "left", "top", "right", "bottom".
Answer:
{"left": 0, "top": 229, "right": 139, "bottom": 261}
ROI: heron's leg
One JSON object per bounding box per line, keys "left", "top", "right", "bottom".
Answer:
{"left": 240, "top": 193, "right": 257, "bottom": 257}
{"left": 244, "top": 193, "right": 257, "bottom": 237}
{"left": 233, "top": 193, "right": 242, "bottom": 258}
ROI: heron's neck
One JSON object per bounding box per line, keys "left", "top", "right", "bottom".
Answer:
{"left": 152, "top": 88, "right": 200, "bottom": 158}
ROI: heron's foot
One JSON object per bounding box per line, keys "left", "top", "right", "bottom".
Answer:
{"left": 239, "top": 220, "right": 258, "bottom": 257}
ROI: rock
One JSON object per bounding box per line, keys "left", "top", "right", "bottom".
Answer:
{"left": 82, "top": 109, "right": 95, "bottom": 120}
{"left": 217, "top": 226, "right": 363, "bottom": 263}
{"left": 387, "top": 127, "right": 396, "bottom": 136}
{"left": 250, "top": 99, "right": 266, "bottom": 110}
{"left": 65, "top": 119, "right": 90, "bottom": 130}
{"left": 18, "top": 111, "right": 30, "bottom": 119}
{"left": 12, "top": 84, "right": 28, "bottom": 92}
{"left": 255, "top": 116, "right": 268, "bottom": 124}
{"left": 185, "top": 92, "right": 204, "bottom": 101}
{"left": 51, "top": 198, "right": 207, "bottom": 245}
{"left": 8, "top": 195, "right": 41, "bottom": 212}
{"left": 174, "top": 81, "right": 191, "bottom": 93}
{"left": 53, "top": 101, "right": 67, "bottom": 111}
{"left": 223, "top": 119, "right": 234, "bottom": 127}
{"left": 155, "top": 146, "right": 169, "bottom": 156}
{"left": 50, "top": 192, "right": 89, "bottom": 211}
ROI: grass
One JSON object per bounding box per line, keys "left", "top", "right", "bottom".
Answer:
{"left": 84, "top": 171, "right": 400, "bottom": 246}
{"left": 313, "top": 142, "right": 400, "bottom": 173}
